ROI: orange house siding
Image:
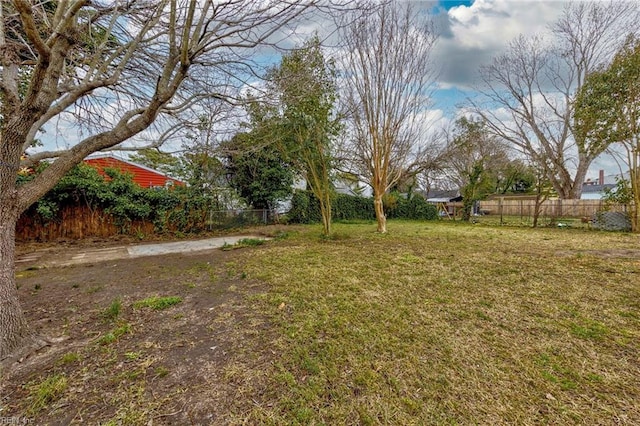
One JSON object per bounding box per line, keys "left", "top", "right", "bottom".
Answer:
{"left": 84, "top": 157, "right": 184, "bottom": 189}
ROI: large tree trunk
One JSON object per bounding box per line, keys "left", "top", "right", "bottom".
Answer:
{"left": 373, "top": 190, "right": 386, "bottom": 233}
{"left": 0, "top": 122, "right": 34, "bottom": 359}
{"left": 0, "top": 193, "right": 32, "bottom": 359}
{"left": 546, "top": 156, "right": 589, "bottom": 201}
{"left": 569, "top": 159, "right": 589, "bottom": 199}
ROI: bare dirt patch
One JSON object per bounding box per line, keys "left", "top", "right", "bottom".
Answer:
{"left": 2, "top": 244, "right": 278, "bottom": 425}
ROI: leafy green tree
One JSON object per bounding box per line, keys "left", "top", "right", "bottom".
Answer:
{"left": 269, "top": 36, "right": 340, "bottom": 236}
{"left": 223, "top": 131, "right": 294, "bottom": 210}
{"left": 575, "top": 36, "right": 640, "bottom": 232}
{"left": 602, "top": 177, "right": 633, "bottom": 209}
{"left": 494, "top": 160, "right": 536, "bottom": 195}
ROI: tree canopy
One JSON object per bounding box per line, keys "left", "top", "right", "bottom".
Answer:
{"left": 574, "top": 35, "right": 640, "bottom": 231}
{"left": 473, "top": 1, "right": 638, "bottom": 199}
{"left": 223, "top": 130, "right": 295, "bottom": 211}
{"left": 270, "top": 36, "right": 339, "bottom": 236}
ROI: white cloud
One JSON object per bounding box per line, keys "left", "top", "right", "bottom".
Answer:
{"left": 434, "top": 1, "right": 564, "bottom": 88}
{"left": 416, "top": 108, "right": 449, "bottom": 135}
{"left": 447, "top": 0, "right": 560, "bottom": 50}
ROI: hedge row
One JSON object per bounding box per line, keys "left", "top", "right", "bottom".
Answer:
{"left": 287, "top": 190, "right": 438, "bottom": 224}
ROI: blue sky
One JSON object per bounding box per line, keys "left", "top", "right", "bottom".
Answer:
{"left": 439, "top": 1, "right": 474, "bottom": 9}
{"left": 428, "top": 0, "right": 563, "bottom": 108}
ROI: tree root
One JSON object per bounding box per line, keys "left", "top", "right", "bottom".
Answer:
{"left": 0, "top": 334, "right": 51, "bottom": 371}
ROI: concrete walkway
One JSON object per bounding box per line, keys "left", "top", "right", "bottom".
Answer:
{"left": 16, "top": 235, "right": 267, "bottom": 268}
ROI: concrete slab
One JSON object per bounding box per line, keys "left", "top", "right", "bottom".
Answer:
{"left": 16, "top": 235, "right": 268, "bottom": 268}
{"left": 55, "top": 246, "right": 129, "bottom": 267}
{"left": 127, "top": 235, "right": 264, "bottom": 257}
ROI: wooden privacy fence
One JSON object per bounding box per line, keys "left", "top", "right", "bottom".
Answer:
{"left": 478, "top": 198, "right": 629, "bottom": 219}
{"left": 16, "top": 205, "right": 155, "bottom": 241}
{"left": 16, "top": 205, "right": 276, "bottom": 242}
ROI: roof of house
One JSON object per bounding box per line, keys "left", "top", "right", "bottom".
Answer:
{"left": 581, "top": 183, "right": 615, "bottom": 193}
{"left": 423, "top": 189, "right": 461, "bottom": 202}
{"left": 84, "top": 153, "right": 184, "bottom": 188}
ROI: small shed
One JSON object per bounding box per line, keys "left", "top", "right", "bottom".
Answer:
{"left": 425, "top": 190, "right": 463, "bottom": 219}
{"left": 84, "top": 154, "right": 184, "bottom": 189}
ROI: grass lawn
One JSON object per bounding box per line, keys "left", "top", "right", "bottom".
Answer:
{"left": 6, "top": 220, "right": 640, "bottom": 424}
{"left": 238, "top": 221, "right": 640, "bottom": 424}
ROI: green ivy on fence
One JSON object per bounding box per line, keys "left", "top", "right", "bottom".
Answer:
{"left": 18, "top": 163, "right": 222, "bottom": 234}
{"left": 287, "top": 190, "right": 438, "bottom": 224}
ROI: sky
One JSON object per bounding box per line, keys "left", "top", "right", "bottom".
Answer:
{"left": 429, "top": 0, "right": 560, "bottom": 113}
{"left": 424, "top": 0, "right": 623, "bottom": 181}
{"left": 37, "top": 0, "right": 626, "bottom": 183}
{"left": 431, "top": 0, "right": 555, "bottom": 110}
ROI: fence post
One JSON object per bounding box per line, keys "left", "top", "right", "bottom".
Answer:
{"left": 520, "top": 199, "right": 523, "bottom": 222}
{"left": 557, "top": 199, "right": 563, "bottom": 219}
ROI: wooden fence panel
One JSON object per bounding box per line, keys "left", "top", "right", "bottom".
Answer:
{"left": 16, "top": 205, "right": 154, "bottom": 241}
{"left": 478, "top": 199, "right": 627, "bottom": 219}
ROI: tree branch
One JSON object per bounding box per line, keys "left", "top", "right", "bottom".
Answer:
{"left": 14, "top": 0, "right": 51, "bottom": 60}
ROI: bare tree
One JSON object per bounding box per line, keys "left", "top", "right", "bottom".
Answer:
{"left": 472, "top": 1, "right": 638, "bottom": 199}
{"left": 339, "top": 2, "right": 438, "bottom": 233}
{"left": 0, "top": 0, "right": 334, "bottom": 360}
{"left": 440, "top": 117, "right": 516, "bottom": 220}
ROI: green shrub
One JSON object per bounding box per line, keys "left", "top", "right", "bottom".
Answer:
{"left": 333, "top": 193, "right": 375, "bottom": 221}
{"left": 384, "top": 192, "right": 402, "bottom": 219}
{"left": 288, "top": 190, "right": 435, "bottom": 224}
{"left": 288, "top": 190, "right": 322, "bottom": 224}
{"left": 407, "top": 194, "right": 438, "bottom": 220}
{"left": 384, "top": 192, "right": 437, "bottom": 220}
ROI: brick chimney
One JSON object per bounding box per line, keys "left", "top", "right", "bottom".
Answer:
{"left": 599, "top": 170, "right": 605, "bottom": 185}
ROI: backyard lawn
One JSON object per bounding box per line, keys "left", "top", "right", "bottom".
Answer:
{"left": 3, "top": 221, "right": 640, "bottom": 424}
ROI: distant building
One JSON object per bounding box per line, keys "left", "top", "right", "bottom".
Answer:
{"left": 84, "top": 154, "right": 184, "bottom": 189}
{"left": 582, "top": 169, "right": 615, "bottom": 200}
{"left": 424, "top": 189, "right": 461, "bottom": 203}
{"left": 581, "top": 184, "right": 615, "bottom": 200}
{"left": 423, "top": 189, "right": 463, "bottom": 218}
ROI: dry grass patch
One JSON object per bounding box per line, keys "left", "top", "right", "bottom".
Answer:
{"left": 235, "top": 221, "right": 640, "bottom": 424}
{"left": 4, "top": 221, "right": 639, "bottom": 425}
